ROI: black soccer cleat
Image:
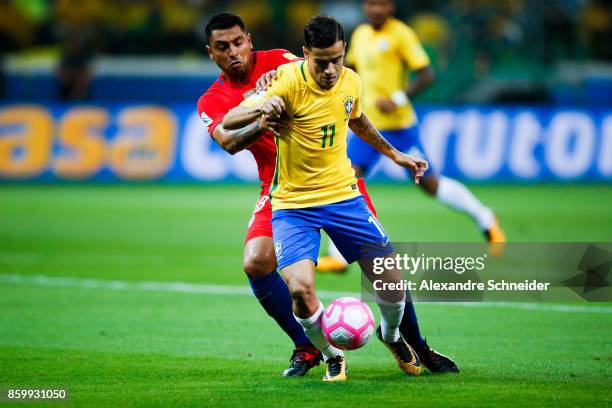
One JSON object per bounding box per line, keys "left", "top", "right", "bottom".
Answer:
{"left": 376, "top": 326, "right": 421, "bottom": 376}
{"left": 412, "top": 339, "right": 459, "bottom": 373}
{"left": 282, "top": 346, "right": 323, "bottom": 377}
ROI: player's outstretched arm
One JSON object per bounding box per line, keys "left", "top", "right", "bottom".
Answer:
{"left": 212, "top": 115, "right": 282, "bottom": 155}
{"left": 222, "top": 106, "right": 264, "bottom": 130}
{"left": 349, "top": 113, "right": 429, "bottom": 184}
{"left": 223, "top": 96, "right": 286, "bottom": 130}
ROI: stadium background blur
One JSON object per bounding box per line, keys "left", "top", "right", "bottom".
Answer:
{"left": 2, "top": 0, "right": 611, "bottom": 104}
{"left": 0, "top": 1, "right": 611, "bottom": 406}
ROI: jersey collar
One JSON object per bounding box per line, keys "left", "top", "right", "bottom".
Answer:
{"left": 371, "top": 17, "right": 393, "bottom": 33}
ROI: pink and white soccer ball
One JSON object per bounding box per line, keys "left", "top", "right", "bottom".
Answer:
{"left": 321, "top": 297, "right": 375, "bottom": 350}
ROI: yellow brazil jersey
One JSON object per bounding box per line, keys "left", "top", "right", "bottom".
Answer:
{"left": 346, "top": 18, "right": 430, "bottom": 130}
{"left": 241, "top": 60, "right": 362, "bottom": 211}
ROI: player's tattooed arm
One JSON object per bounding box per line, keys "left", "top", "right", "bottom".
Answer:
{"left": 349, "top": 113, "right": 429, "bottom": 184}
{"left": 211, "top": 120, "right": 266, "bottom": 155}
{"left": 349, "top": 113, "right": 396, "bottom": 155}
{"left": 223, "top": 96, "right": 286, "bottom": 130}
{"left": 213, "top": 114, "right": 287, "bottom": 155}
{"left": 222, "top": 106, "right": 263, "bottom": 130}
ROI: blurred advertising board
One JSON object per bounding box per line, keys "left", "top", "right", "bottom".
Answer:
{"left": 0, "top": 104, "right": 610, "bottom": 183}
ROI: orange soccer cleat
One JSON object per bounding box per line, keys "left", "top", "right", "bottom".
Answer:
{"left": 316, "top": 256, "right": 348, "bottom": 274}
{"left": 485, "top": 216, "right": 506, "bottom": 257}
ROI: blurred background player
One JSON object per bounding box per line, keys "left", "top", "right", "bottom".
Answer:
{"left": 317, "top": 0, "right": 506, "bottom": 273}
{"left": 196, "top": 12, "right": 323, "bottom": 377}
{"left": 57, "top": 30, "right": 94, "bottom": 101}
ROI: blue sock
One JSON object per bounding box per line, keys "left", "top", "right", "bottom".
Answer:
{"left": 400, "top": 295, "right": 426, "bottom": 349}
{"left": 248, "top": 271, "right": 312, "bottom": 348}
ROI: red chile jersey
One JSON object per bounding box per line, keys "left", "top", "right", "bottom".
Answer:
{"left": 197, "top": 49, "right": 300, "bottom": 192}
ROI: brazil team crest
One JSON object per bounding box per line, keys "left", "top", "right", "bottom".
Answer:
{"left": 274, "top": 241, "right": 282, "bottom": 259}
{"left": 343, "top": 96, "right": 355, "bottom": 119}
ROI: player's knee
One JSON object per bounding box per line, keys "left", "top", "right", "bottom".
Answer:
{"left": 243, "top": 253, "right": 274, "bottom": 279}
{"left": 419, "top": 175, "right": 438, "bottom": 196}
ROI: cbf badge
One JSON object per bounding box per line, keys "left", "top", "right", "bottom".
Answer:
{"left": 274, "top": 241, "right": 282, "bottom": 259}
{"left": 378, "top": 38, "right": 390, "bottom": 51}
{"left": 343, "top": 96, "right": 355, "bottom": 119}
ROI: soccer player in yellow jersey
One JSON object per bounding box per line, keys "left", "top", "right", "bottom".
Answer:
{"left": 319, "top": 0, "right": 506, "bottom": 272}
{"left": 223, "top": 15, "right": 431, "bottom": 381}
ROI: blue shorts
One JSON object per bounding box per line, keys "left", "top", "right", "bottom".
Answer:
{"left": 347, "top": 125, "right": 435, "bottom": 178}
{"left": 271, "top": 196, "right": 394, "bottom": 270}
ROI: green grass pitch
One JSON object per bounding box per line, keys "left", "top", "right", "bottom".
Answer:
{"left": 0, "top": 184, "right": 610, "bottom": 407}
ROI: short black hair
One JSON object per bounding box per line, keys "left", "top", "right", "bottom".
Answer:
{"left": 205, "top": 12, "right": 246, "bottom": 45}
{"left": 304, "top": 14, "right": 344, "bottom": 49}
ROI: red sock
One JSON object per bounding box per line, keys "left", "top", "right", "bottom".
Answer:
{"left": 357, "top": 178, "right": 378, "bottom": 218}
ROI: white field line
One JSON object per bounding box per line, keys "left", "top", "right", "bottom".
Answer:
{"left": 0, "top": 273, "right": 610, "bottom": 314}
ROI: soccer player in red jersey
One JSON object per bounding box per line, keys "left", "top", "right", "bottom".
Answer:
{"left": 197, "top": 12, "right": 378, "bottom": 377}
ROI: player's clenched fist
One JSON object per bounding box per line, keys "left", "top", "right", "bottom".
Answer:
{"left": 258, "top": 114, "right": 289, "bottom": 136}
{"left": 392, "top": 152, "right": 429, "bottom": 184}
{"left": 259, "top": 95, "right": 285, "bottom": 119}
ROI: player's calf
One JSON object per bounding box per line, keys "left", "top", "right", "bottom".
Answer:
{"left": 282, "top": 260, "right": 320, "bottom": 317}
{"left": 245, "top": 237, "right": 318, "bottom": 368}
{"left": 288, "top": 282, "right": 320, "bottom": 318}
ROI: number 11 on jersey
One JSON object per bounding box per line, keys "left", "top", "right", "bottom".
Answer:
{"left": 320, "top": 124, "right": 336, "bottom": 148}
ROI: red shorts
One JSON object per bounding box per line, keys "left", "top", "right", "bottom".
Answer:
{"left": 245, "top": 191, "right": 272, "bottom": 243}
